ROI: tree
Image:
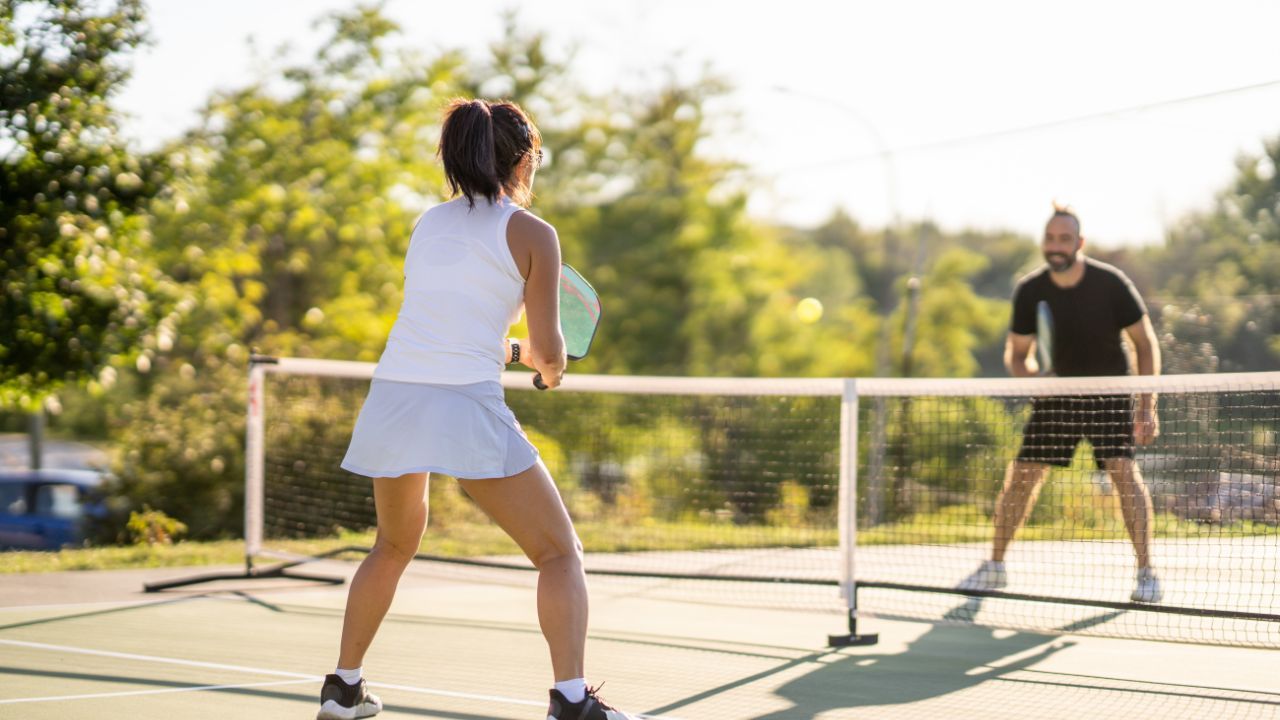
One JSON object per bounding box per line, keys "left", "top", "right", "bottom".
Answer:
{"left": 897, "top": 247, "right": 1008, "bottom": 379}
{"left": 147, "top": 6, "right": 461, "bottom": 364}
{"left": 800, "top": 214, "right": 1031, "bottom": 378}
{"left": 1139, "top": 137, "right": 1280, "bottom": 372}
{"left": 106, "top": 5, "right": 469, "bottom": 538}
{"left": 0, "top": 0, "right": 178, "bottom": 409}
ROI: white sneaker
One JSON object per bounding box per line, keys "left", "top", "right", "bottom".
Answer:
{"left": 1131, "top": 568, "right": 1163, "bottom": 603}
{"left": 958, "top": 560, "right": 1007, "bottom": 591}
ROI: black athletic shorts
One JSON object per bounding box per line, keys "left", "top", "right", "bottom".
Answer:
{"left": 1016, "top": 395, "right": 1136, "bottom": 469}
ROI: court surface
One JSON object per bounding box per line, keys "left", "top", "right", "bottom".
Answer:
{"left": 1, "top": 559, "right": 1277, "bottom": 719}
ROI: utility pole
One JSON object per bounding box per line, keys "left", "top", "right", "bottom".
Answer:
{"left": 886, "top": 225, "right": 930, "bottom": 519}
{"left": 29, "top": 408, "right": 44, "bottom": 471}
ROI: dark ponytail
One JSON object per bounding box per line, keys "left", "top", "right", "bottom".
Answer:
{"left": 440, "top": 100, "right": 501, "bottom": 206}
{"left": 439, "top": 98, "right": 542, "bottom": 207}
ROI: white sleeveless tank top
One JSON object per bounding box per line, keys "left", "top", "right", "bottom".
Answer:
{"left": 373, "top": 196, "right": 525, "bottom": 384}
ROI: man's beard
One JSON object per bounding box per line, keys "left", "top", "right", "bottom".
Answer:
{"left": 1045, "top": 251, "right": 1076, "bottom": 272}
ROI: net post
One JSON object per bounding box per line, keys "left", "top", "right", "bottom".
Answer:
{"left": 244, "top": 354, "right": 275, "bottom": 570}
{"left": 830, "top": 378, "right": 878, "bottom": 647}
{"left": 143, "top": 353, "right": 347, "bottom": 592}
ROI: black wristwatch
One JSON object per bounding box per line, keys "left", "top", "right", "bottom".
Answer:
{"left": 508, "top": 339, "right": 520, "bottom": 364}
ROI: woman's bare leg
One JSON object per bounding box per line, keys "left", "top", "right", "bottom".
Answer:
{"left": 337, "top": 472, "right": 429, "bottom": 669}
{"left": 460, "top": 460, "right": 586, "bottom": 680}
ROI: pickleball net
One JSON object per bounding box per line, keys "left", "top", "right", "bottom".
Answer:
{"left": 240, "top": 357, "right": 1280, "bottom": 647}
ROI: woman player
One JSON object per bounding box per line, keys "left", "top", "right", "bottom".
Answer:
{"left": 318, "top": 99, "right": 635, "bottom": 720}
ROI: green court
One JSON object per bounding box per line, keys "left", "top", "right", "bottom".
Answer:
{"left": 3, "top": 559, "right": 1277, "bottom": 719}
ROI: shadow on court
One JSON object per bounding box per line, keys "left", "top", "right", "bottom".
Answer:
{"left": 9, "top": 573, "right": 1272, "bottom": 720}
{"left": 0, "top": 594, "right": 207, "bottom": 632}
{"left": 646, "top": 599, "right": 1074, "bottom": 719}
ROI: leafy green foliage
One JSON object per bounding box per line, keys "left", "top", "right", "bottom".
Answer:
{"left": 1134, "top": 139, "right": 1280, "bottom": 372}
{"left": 147, "top": 7, "right": 454, "bottom": 363}
{"left": 0, "top": 0, "right": 180, "bottom": 408}
{"left": 108, "top": 358, "right": 244, "bottom": 539}
{"left": 5, "top": 3, "right": 1275, "bottom": 543}
{"left": 126, "top": 505, "right": 187, "bottom": 545}
{"left": 105, "top": 8, "right": 462, "bottom": 537}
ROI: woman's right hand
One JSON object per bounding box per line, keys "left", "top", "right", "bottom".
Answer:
{"left": 533, "top": 367, "right": 563, "bottom": 389}
{"left": 515, "top": 337, "right": 563, "bottom": 389}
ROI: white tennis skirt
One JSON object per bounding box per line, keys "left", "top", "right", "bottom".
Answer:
{"left": 340, "top": 379, "right": 539, "bottom": 480}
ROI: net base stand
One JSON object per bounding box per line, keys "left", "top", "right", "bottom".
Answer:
{"left": 828, "top": 631, "right": 879, "bottom": 647}
{"left": 143, "top": 556, "right": 347, "bottom": 593}
{"left": 828, "top": 610, "right": 879, "bottom": 647}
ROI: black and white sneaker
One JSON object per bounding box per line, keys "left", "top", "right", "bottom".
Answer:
{"left": 317, "top": 674, "right": 383, "bottom": 720}
{"left": 547, "top": 686, "right": 637, "bottom": 719}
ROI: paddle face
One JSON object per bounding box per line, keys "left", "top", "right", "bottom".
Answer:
{"left": 559, "top": 263, "right": 601, "bottom": 360}
{"left": 1035, "top": 300, "right": 1054, "bottom": 376}
{"left": 533, "top": 263, "right": 601, "bottom": 389}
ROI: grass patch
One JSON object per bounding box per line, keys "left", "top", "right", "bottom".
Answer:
{"left": 858, "top": 503, "right": 1278, "bottom": 545}
{"left": 0, "top": 535, "right": 374, "bottom": 574}
{"left": 1, "top": 521, "right": 840, "bottom": 574}
{"left": 5, "top": 509, "right": 1272, "bottom": 574}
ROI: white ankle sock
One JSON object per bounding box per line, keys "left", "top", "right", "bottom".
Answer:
{"left": 335, "top": 666, "right": 362, "bottom": 685}
{"left": 555, "top": 678, "right": 586, "bottom": 704}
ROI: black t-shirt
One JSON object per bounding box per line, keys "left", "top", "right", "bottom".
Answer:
{"left": 1011, "top": 257, "right": 1147, "bottom": 377}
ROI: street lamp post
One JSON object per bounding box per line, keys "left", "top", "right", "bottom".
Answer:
{"left": 770, "top": 86, "right": 931, "bottom": 524}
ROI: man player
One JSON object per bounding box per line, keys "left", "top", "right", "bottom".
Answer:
{"left": 961, "top": 204, "right": 1164, "bottom": 603}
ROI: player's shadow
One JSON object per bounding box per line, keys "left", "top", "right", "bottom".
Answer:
{"left": 751, "top": 598, "right": 1089, "bottom": 720}
{"left": 644, "top": 599, "right": 1081, "bottom": 720}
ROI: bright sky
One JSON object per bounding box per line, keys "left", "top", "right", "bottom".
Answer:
{"left": 117, "top": 0, "right": 1280, "bottom": 247}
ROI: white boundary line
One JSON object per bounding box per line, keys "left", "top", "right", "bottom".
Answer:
{"left": 0, "top": 678, "right": 315, "bottom": 705}
{"left": 0, "top": 638, "right": 318, "bottom": 679}
{"left": 0, "top": 639, "right": 543, "bottom": 708}
{"left": 0, "top": 639, "right": 685, "bottom": 717}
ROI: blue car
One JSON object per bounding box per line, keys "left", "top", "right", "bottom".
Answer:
{"left": 0, "top": 469, "right": 108, "bottom": 550}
